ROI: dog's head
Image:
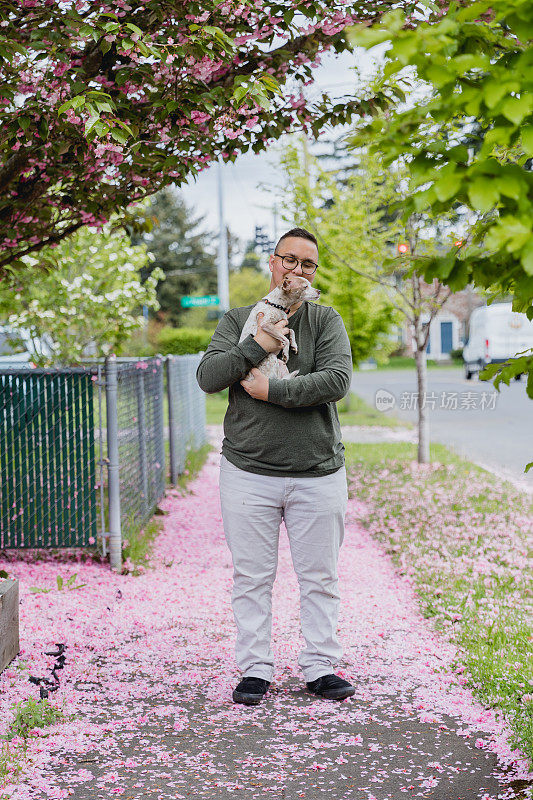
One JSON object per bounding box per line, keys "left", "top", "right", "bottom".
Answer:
{"left": 279, "top": 275, "right": 320, "bottom": 303}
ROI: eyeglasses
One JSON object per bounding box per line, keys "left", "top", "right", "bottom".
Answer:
{"left": 273, "top": 253, "right": 318, "bottom": 275}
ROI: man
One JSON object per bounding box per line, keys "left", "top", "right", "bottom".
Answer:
{"left": 196, "top": 227, "right": 355, "bottom": 705}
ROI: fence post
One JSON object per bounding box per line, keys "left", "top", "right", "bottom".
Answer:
{"left": 155, "top": 356, "right": 165, "bottom": 498}
{"left": 136, "top": 368, "right": 148, "bottom": 518}
{"left": 105, "top": 354, "right": 122, "bottom": 571}
{"left": 185, "top": 355, "right": 195, "bottom": 451}
{"left": 196, "top": 351, "right": 207, "bottom": 447}
{"left": 166, "top": 356, "right": 178, "bottom": 486}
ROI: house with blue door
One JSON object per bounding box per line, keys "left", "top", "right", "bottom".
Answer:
{"left": 397, "top": 282, "right": 487, "bottom": 361}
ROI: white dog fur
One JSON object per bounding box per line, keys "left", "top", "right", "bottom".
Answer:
{"left": 239, "top": 275, "right": 320, "bottom": 382}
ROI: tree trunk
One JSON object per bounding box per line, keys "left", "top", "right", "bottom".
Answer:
{"left": 414, "top": 346, "right": 430, "bottom": 463}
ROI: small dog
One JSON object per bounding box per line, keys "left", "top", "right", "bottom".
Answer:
{"left": 239, "top": 275, "right": 320, "bottom": 382}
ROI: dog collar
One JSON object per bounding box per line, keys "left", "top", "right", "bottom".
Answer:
{"left": 263, "top": 298, "right": 291, "bottom": 314}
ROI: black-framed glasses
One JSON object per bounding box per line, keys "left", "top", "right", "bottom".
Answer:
{"left": 273, "top": 253, "right": 318, "bottom": 275}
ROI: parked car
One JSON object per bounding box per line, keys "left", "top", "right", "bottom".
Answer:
{"left": 462, "top": 303, "right": 533, "bottom": 380}
{"left": 0, "top": 325, "right": 52, "bottom": 368}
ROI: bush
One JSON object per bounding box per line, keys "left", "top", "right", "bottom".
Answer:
{"left": 450, "top": 347, "right": 464, "bottom": 360}
{"left": 157, "top": 326, "right": 213, "bottom": 355}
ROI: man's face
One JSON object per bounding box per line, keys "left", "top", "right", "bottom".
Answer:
{"left": 268, "top": 236, "right": 319, "bottom": 289}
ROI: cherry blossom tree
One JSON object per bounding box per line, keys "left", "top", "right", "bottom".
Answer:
{"left": 0, "top": 0, "right": 449, "bottom": 277}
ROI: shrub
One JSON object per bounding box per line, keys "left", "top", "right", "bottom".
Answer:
{"left": 157, "top": 326, "right": 212, "bottom": 355}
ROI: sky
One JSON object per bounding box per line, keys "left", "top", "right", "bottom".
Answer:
{"left": 177, "top": 43, "right": 389, "bottom": 265}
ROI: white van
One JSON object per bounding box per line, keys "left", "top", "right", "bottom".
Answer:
{"left": 462, "top": 302, "right": 533, "bottom": 380}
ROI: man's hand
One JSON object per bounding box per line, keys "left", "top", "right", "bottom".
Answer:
{"left": 253, "top": 312, "right": 288, "bottom": 354}
{"left": 240, "top": 368, "right": 269, "bottom": 401}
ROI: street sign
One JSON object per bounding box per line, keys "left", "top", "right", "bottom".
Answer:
{"left": 181, "top": 295, "right": 219, "bottom": 308}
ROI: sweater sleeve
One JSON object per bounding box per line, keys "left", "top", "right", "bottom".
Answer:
{"left": 196, "top": 310, "right": 269, "bottom": 394}
{"left": 267, "top": 309, "right": 353, "bottom": 409}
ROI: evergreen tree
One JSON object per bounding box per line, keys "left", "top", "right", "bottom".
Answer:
{"left": 134, "top": 187, "right": 218, "bottom": 327}
{"left": 239, "top": 240, "right": 263, "bottom": 273}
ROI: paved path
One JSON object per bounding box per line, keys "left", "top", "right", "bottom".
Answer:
{"left": 4, "top": 433, "right": 531, "bottom": 800}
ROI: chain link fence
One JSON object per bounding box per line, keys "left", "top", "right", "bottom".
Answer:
{"left": 166, "top": 354, "right": 207, "bottom": 483}
{"left": 1, "top": 353, "right": 207, "bottom": 568}
{"left": 0, "top": 368, "right": 97, "bottom": 549}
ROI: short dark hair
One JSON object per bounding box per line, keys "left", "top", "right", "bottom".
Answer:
{"left": 275, "top": 227, "right": 318, "bottom": 253}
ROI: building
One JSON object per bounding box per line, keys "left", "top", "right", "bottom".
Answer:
{"left": 398, "top": 280, "right": 487, "bottom": 360}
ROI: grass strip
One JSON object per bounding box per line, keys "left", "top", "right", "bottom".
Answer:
{"left": 344, "top": 440, "right": 533, "bottom": 768}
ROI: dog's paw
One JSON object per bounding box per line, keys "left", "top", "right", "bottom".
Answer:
{"left": 282, "top": 369, "right": 299, "bottom": 380}
{"left": 291, "top": 343, "right": 298, "bottom": 354}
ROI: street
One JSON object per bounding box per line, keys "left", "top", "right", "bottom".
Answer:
{"left": 350, "top": 366, "right": 533, "bottom": 493}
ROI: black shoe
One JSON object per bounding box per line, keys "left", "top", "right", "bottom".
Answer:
{"left": 232, "top": 676, "right": 271, "bottom": 705}
{"left": 306, "top": 673, "right": 355, "bottom": 700}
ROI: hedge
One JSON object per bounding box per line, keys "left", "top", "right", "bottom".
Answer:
{"left": 156, "top": 326, "right": 213, "bottom": 356}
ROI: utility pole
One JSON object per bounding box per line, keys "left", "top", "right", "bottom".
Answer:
{"left": 217, "top": 158, "right": 230, "bottom": 316}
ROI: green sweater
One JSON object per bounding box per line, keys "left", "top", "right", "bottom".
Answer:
{"left": 196, "top": 300, "right": 353, "bottom": 477}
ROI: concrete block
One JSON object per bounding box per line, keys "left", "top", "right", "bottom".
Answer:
{"left": 0, "top": 579, "right": 20, "bottom": 673}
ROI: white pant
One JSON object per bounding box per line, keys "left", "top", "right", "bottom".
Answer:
{"left": 218, "top": 454, "right": 348, "bottom": 683}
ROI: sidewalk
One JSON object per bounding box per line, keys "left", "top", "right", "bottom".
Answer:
{"left": 1, "top": 431, "right": 531, "bottom": 800}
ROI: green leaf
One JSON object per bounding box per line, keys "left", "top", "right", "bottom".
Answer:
{"left": 391, "top": 37, "right": 419, "bottom": 63}
{"left": 255, "top": 93, "right": 271, "bottom": 112}
{"left": 506, "top": 12, "right": 533, "bottom": 42}
{"left": 38, "top": 117, "right": 49, "bottom": 141}
{"left": 500, "top": 95, "right": 533, "bottom": 126}
{"left": 482, "top": 80, "right": 508, "bottom": 110}
{"left": 125, "top": 22, "right": 143, "bottom": 36}
{"left": 497, "top": 173, "right": 524, "bottom": 201}
{"left": 505, "top": 217, "right": 531, "bottom": 252}
{"left": 346, "top": 24, "right": 391, "bottom": 49}
{"left": 57, "top": 95, "right": 85, "bottom": 115}
{"left": 114, "top": 118, "right": 135, "bottom": 137}
{"left": 447, "top": 144, "right": 469, "bottom": 163}
{"left": 521, "top": 126, "right": 533, "bottom": 156}
{"left": 467, "top": 178, "right": 500, "bottom": 212}
{"left": 56, "top": 575, "right": 63, "bottom": 591}
{"left": 95, "top": 101, "right": 113, "bottom": 113}
{"left": 0, "top": 570, "right": 8, "bottom": 579}
{"left": 110, "top": 128, "right": 129, "bottom": 144}
{"left": 434, "top": 172, "right": 461, "bottom": 202}
{"left": 232, "top": 85, "right": 247, "bottom": 105}
{"left": 484, "top": 222, "right": 510, "bottom": 251}
{"left": 520, "top": 237, "right": 533, "bottom": 277}
{"left": 413, "top": 185, "right": 436, "bottom": 212}
{"left": 84, "top": 114, "right": 100, "bottom": 136}
{"left": 445, "top": 258, "right": 470, "bottom": 292}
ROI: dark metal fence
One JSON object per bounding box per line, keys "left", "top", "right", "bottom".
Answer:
{"left": 0, "top": 353, "right": 206, "bottom": 568}
{"left": 0, "top": 369, "right": 97, "bottom": 549}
